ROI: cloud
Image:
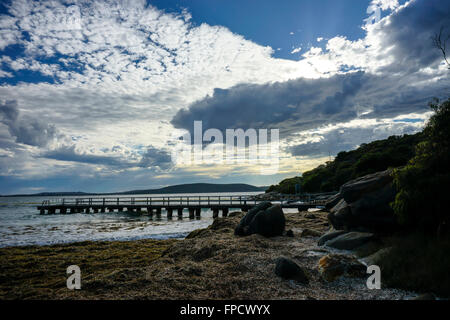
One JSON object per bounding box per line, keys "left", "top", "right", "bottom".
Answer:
{"left": 171, "top": 73, "right": 363, "bottom": 135}
{"left": 138, "top": 146, "right": 173, "bottom": 170}
{"left": 40, "top": 144, "right": 173, "bottom": 171}
{"left": 291, "top": 47, "right": 302, "bottom": 54}
{"left": 40, "top": 145, "right": 129, "bottom": 167}
{"left": 171, "top": 0, "right": 450, "bottom": 140}
{"left": 170, "top": 70, "right": 446, "bottom": 139}
{"left": 369, "top": 0, "right": 400, "bottom": 11}
{"left": 0, "top": 99, "right": 60, "bottom": 147}
{"left": 287, "top": 117, "right": 425, "bottom": 158}
{"left": 307, "top": 0, "right": 450, "bottom": 74}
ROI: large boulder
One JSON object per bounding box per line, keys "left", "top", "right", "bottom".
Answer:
{"left": 235, "top": 202, "right": 286, "bottom": 237}
{"left": 234, "top": 202, "right": 272, "bottom": 236}
{"left": 326, "top": 169, "right": 398, "bottom": 233}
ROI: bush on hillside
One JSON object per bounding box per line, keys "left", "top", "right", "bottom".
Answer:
{"left": 392, "top": 98, "right": 450, "bottom": 234}
{"left": 267, "top": 133, "right": 423, "bottom": 194}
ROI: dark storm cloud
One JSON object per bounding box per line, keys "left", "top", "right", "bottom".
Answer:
{"left": 171, "top": 73, "right": 365, "bottom": 136}
{"left": 170, "top": 72, "right": 446, "bottom": 139}
{"left": 0, "top": 100, "right": 59, "bottom": 147}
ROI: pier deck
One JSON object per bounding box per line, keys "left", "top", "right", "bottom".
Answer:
{"left": 37, "top": 195, "right": 329, "bottom": 218}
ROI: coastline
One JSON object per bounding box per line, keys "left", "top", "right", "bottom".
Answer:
{"left": 0, "top": 210, "right": 415, "bottom": 300}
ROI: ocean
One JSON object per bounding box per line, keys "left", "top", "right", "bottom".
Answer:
{"left": 0, "top": 192, "right": 262, "bottom": 248}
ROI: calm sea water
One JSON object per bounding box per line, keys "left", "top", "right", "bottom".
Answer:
{"left": 0, "top": 192, "right": 261, "bottom": 248}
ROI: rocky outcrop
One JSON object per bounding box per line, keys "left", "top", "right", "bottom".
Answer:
{"left": 234, "top": 202, "right": 286, "bottom": 237}
{"left": 325, "top": 169, "right": 398, "bottom": 233}
{"left": 274, "top": 257, "right": 309, "bottom": 284}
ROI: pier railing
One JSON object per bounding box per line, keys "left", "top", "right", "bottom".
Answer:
{"left": 37, "top": 194, "right": 333, "bottom": 216}
{"left": 41, "top": 195, "right": 269, "bottom": 207}
{"left": 40, "top": 194, "right": 332, "bottom": 207}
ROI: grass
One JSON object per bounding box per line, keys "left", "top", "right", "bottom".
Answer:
{"left": 0, "top": 239, "right": 176, "bottom": 299}
{"left": 375, "top": 233, "right": 450, "bottom": 297}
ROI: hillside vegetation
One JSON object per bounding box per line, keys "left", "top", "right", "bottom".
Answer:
{"left": 267, "top": 132, "right": 424, "bottom": 194}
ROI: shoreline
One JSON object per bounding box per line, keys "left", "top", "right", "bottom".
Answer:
{"left": 0, "top": 211, "right": 418, "bottom": 300}
{"left": 0, "top": 233, "right": 188, "bottom": 250}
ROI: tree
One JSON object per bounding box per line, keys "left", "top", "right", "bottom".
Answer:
{"left": 432, "top": 26, "right": 450, "bottom": 69}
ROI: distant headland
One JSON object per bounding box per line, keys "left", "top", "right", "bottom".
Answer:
{"left": 0, "top": 183, "right": 267, "bottom": 197}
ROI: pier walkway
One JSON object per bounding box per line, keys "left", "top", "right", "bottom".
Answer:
{"left": 37, "top": 195, "right": 329, "bottom": 218}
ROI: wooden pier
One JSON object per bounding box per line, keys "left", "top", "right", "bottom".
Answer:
{"left": 36, "top": 195, "right": 327, "bottom": 218}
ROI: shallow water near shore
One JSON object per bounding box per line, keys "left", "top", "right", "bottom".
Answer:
{"left": 0, "top": 192, "right": 261, "bottom": 247}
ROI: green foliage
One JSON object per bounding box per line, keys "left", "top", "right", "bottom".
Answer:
{"left": 376, "top": 234, "right": 450, "bottom": 297}
{"left": 392, "top": 98, "right": 450, "bottom": 233}
{"left": 267, "top": 132, "right": 423, "bottom": 194}
{"left": 266, "top": 176, "right": 302, "bottom": 194}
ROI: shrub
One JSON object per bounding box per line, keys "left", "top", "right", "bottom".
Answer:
{"left": 392, "top": 98, "right": 450, "bottom": 234}
{"left": 376, "top": 233, "right": 450, "bottom": 297}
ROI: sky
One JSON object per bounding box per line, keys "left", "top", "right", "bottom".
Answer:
{"left": 0, "top": 0, "right": 449, "bottom": 195}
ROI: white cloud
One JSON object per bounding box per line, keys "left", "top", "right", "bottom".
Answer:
{"left": 370, "top": 0, "right": 400, "bottom": 11}
{"left": 291, "top": 47, "right": 302, "bottom": 54}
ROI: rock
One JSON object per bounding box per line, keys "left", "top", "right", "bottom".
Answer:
{"left": 325, "top": 193, "right": 342, "bottom": 211}
{"left": 247, "top": 205, "right": 286, "bottom": 237}
{"left": 234, "top": 201, "right": 272, "bottom": 236}
{"left": 285, "top": 229, "right": 294, "bottom": 237}
{"left": 324, "top": 232, "right": 375, "bottom": 250}
{"left": 300, "top": 229, "right": 322, "bottom": 237}
{"left": 410, "top": 293, "right": 436, "bottom": 300}
{"left": 235, "top": 203, "right": 286, "bottom": 238}
{"left": 327, "top": 199, "right": 351, "bottom": 230}
{"left": 274, "top": 257, "right": 309, "bottom": 284}
{"left": 340, "top": 169, "right": 394, "bottom": 203}
{"left": 360, "top": 247, "right": 392, "bottom": 266}
{"left": 327, "top": 169, "right": 398, "bottom": 233}
{"left": 318, "top": 254, "right": 366, "bottom": 282}
{"left": 317, "top": 230, "right": 348, "bottom": 246}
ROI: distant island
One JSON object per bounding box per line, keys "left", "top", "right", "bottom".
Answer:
{"left": 0, "top": 183, "right": 267, "bottom": 197}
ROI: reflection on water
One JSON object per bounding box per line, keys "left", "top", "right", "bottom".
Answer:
{"left": 0, "top": 192, "right": 259, "bottom": 247}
